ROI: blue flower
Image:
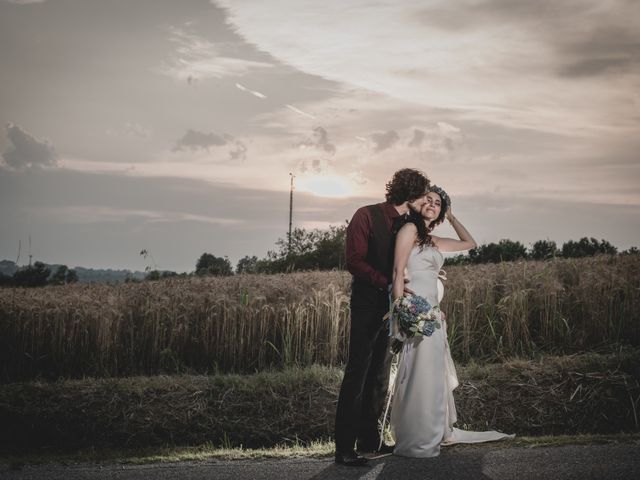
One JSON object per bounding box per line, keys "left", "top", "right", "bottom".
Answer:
{"left": 421, "top": 321, "right": 436, "bottom": 337}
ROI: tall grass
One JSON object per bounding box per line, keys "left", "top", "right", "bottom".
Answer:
{"left": 441, "top": 255, "right": 640, "bottom": 360}
{"left": 0, "top": 255, "right": 638, "bottom": 381}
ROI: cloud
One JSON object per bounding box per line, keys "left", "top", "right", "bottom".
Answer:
{"left": 173, "top": 129, "right": 230, "bottom": 152}
{"left": 408, "top": 129, "right": 426, "bottom": 148}
{"left": 173, "top": 129, "right": 247, "bottom": 161}
{"left": 371, "top": 130, "right": 399, "bottom": 152}
{"left": 1, "top": 123, "right": 57, "bottom": 169}
{"left": 235, "top": 82, "right": 267, "bottom": 99}
{"left": 298, "top": 127, "right": 336, "bottom": 155}
{"left": 406, "top": 122, "right": 464, "bottom": 158}
{"left": 216, "top": 0, "right": 640, "bottom": 135}
{"left": 229, "top": 140, "right": 247, "bottom": 161}
{"left": 296, "top": 158, "right": 329, "bottom": 175}
{"left": 2, "top": 0, "right": 46, "bottom": 4}
{"left": 284, "top": 104, "right": 317, "bottom": 120}
{"left": 414, "top": 0, "right": 640, "bottom": 80}
{"left": 124, "top": 122, "right": 151, "bottom": 139}
{"left": 555, "top": 25, "right": 640, "bottom": 78}
{"left": 415, "top": 0, "right": 575, "bottom": 31}
{"left": 35, "top": 206, "right": 243, "bottom": 226}
{"left": 160, "top": 26, "right": 273, "bottom": 82}
{"left": 106, "top": 122, "right": 151, "bottom": 139}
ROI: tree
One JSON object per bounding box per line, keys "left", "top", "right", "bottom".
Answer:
{"left": 497, "top": 239, "right": 527, "bottom": 261}
{"left": 49, "top": 265, "right": 79, "bottom": 285}
{"left": 260, "top": 224, "right": 348, "bottom": 273}
{"left": 145, "top": 270, "right": 160, "bottom": 281}
{"left": 272, "top": 227, "right": 320, "bottom": 259}
{"left": 145, "top": 270, "right": 178, "bottom": 281}
{"left": 469, "top": 239, "right": 527, "bottom": 263}
{"left": 597, "top": 239, "right": 617, "bottom": 255}
{"left": 66, "top": 269, "right": 79, "bottom": 284}
{"left": 308, "top": 225, "right": 347, "bottom": 269}
{"left": 469, "top": 243, "right": 500, "bottom": 263}
{"left": 196, "top": 253, "right": 233, "bottom": 276}
{"left": 443, "top": 254, "right": 471, "bottom": 266}
{"left": 12, "top": 261, "right": 50, "bottom": 287}
{"left": 561, "top": 237, "right": 617, "bottom": 258}
{"left": 236, "top": 255, "right": 259, "bottom": 274}
{"left": 530, "top": 240, "right": 557, "bottom": 260}
{"left": 50, "top": 265, "right": 68, "bottom": 285}
{"left": 0, "top": 272, "right": 12, "bottom": 287}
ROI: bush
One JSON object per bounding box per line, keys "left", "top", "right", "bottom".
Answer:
{"left": 196, "top": 253, "right": 233, "bottom": 276}
{"left": 469, "top": 239, "right": 527, "bottom": 263}
{"left": 49, "top": 265, "right": 79, "bottom": 285}
{"left": 562, "top": 237, "right": 617, "bottom": 258}
{"left": 530, "top": 240, "right": 558, "bottom": 260}
{"left": 12, "top": 262, "right": 50, "bottom": 287}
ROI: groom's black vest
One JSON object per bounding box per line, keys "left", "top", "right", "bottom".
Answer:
{"left": 353, "top": 204, "right": 395, "bottom": 293}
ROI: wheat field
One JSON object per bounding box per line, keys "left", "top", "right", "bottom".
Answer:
{"left": 0, "top": 255, "right": 638, "bottom": 381}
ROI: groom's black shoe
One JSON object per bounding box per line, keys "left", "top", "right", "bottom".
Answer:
{"left": 335, "top": 450, "right": 368, "bottom": 467}
{"left": 358, "top": 443, "right": 395, "bottom": 455}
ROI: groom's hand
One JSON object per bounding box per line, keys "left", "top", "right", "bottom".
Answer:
{"left": 403, "top": 277, "right": 414, "bottom": 295}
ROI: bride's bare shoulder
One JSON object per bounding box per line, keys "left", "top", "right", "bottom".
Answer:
{"left": 399, "top": 222, "right": 417, "bottom": 232}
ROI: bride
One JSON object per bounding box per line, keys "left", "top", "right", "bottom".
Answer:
{"left": 390, "top": 185, "right": 514, "bottom": 458}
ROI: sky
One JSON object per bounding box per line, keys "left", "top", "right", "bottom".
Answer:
{"left": 1, "top": 0, "right": 639, "bottom": 273}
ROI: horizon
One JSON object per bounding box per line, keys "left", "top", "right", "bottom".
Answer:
{"left": 1, "top": 0, "right": 639, "bottom": 273}
{"left": 0, "top": 233, "right": 633, "bottom": 275}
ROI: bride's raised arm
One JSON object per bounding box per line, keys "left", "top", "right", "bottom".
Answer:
{"left": 392, "top": 223, "right": 417, "bottom": 301}
{"left": 432, "top": 207, "right": 477, "bottom": 253}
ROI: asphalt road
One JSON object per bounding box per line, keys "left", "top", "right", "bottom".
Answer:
{"left": 1, "top": 443, "right": 639, "bottom": 480}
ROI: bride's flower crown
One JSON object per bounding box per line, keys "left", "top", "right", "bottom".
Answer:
{"left": 429, "top": 184, "right": 450, "bottom": 210}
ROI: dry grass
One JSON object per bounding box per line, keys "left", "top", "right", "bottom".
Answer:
{"left": 1, "top": 351, "right": 638, "bottom": 455}
{"left": 0, "top": 255, "right": 638, "bottom": 381}
{"left": 441, "top": 255, "right": 640, "bottom": 361}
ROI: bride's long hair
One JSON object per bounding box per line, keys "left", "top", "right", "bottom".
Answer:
{"left": 393, "top": 187, "right": 449, "bottom": 250}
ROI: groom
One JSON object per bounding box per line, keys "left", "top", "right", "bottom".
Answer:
{"left": 335, "top": 168, "right": 430, "bottom": 466}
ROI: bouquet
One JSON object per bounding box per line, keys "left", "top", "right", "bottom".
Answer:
{"left": 386, "top": 294, "right": 442, "bottom": 353}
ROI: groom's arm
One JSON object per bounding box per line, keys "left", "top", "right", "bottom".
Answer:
{"left": 346, "top": 207, "right": 389, "bottom": 289}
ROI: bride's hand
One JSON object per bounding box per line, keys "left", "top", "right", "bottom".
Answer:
{"left": 444, "top": 205, "right": 453, "bottom": 222}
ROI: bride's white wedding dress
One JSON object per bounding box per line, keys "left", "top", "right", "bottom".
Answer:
{"left": 390, "top": 245, "right": 514, "bottom": 458}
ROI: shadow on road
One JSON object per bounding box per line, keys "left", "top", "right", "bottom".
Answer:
{"left": 309, "top": 449, "right": 492, "bottom": 479}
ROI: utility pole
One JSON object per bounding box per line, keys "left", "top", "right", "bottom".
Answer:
{"left": 288, "top": 173, "right": 295, "bottom": 255}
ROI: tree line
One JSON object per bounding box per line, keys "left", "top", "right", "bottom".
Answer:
{"left": 179, "top": 226, "right": 348, "bottom": 279}
{"left": 447, "top": 237, "right": 628, "bottom": 266}
{"left": 2, "top": 227, "right": 637, "bottom": 286}
{"left": 0, "top": 262, "right": 78, "bottom": 287}
{"left": 194, "top": 227, "right": 638, "bottom": 277}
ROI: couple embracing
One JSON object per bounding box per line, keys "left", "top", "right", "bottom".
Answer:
{"left": 334, "top": 168, "right": 513, "bottom": 466}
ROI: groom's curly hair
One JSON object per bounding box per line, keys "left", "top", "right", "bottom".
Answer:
{"left": 385, "top": 168, "right": 430, "bottom": 205}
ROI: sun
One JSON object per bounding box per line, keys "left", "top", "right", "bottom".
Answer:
{"left": 297, "top": 175, "right": 352, "bottom": 198}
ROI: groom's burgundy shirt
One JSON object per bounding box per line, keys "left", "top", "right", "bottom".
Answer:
{"left": 346, "top": 202, "right": 401, "bottom": 290}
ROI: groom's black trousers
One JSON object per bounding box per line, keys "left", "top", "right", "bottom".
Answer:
{"left": 335, "top": 282, "right": 393, "bottom": 452}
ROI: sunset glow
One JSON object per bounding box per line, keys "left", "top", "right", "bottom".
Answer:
{"left": 297, "top": 175, "right": 353, "bottom": 198}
